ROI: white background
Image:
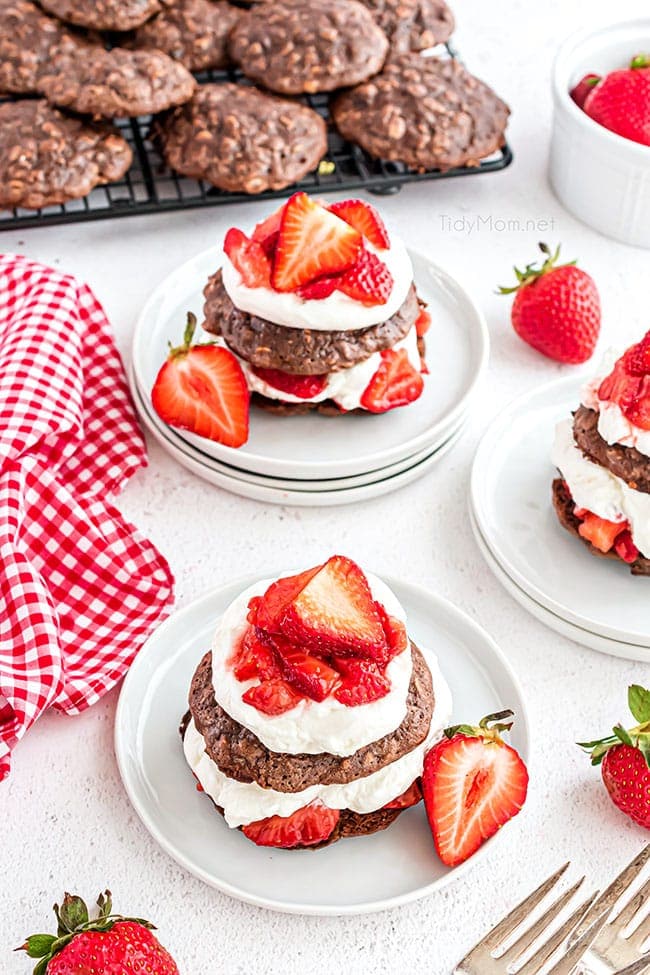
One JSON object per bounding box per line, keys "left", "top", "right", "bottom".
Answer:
{"left": 3, "top": 1, "right": 650, "bottom": 971}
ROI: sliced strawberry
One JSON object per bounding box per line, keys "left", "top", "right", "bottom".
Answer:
{"left": 578, "top": 511, "right": 626, "bottom": 553}
{"left": 570, "top": 73, "right": 601, "bottom": 109}
{"left": 384, "top": 780, "right": 422, "bottom": 810}
{"left": 251, "top": 366, "right": 328, "bottom": 400}
{"left": 242, "top": 803, "right": 340, "bottom": 848}
{"left": 360, "top": 348, "right": 424, "bottom": 414}
{"left": 415, "top": 306, "right": 431, "bottom": 337}
{"left": 253, "top": 564, "right": 323, "bottom": 633}
{"left": 333, "top": 658, "right": 391, "bottom": 706}
{"left": 276, "top": 555, "right": 389, "bottom": 658}
{"left": 277, "top": 650, "right": 340, "bottom": 702}
{"left": 251, "top": 204, "right": 285, "bottom": 257}
{"left": 329, "top": 199, "right": 390, "bottom": 250}
{"left": 337, "top": 250, "right": 394, "bottom": 307}
{"left": 230, "top": 626, "right": 279, "bottom": 682}
{"left": 272, "top": 192, "right": 362, "bottom": 292}
{"left": 422, "top": 712, "right": 528, "bottom": 867}
{"left": 614, "top": 530, "right": 639, "bottom": 564}
{"left": 296, "top": 276, "right": 340, "bottom": 300}
{"left": 224, "top": 228, "right": 272, "bottom": 288}
{"left": 625, "top": 379, "right": 650, "bottom": 430}
{"left": 242, "top": 677, "right": 302, "bottom": 716}
{"left": 375, "top": 602, "right": 408, "bottom": 663}
{"left": 151, "top": 313, "right": 249, "bottom": 447}
{"left": 625, "top": 332, "right": 650, "bottom": 376}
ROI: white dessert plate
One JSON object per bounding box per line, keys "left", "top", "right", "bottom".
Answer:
{"left": 114, "top": 573, "right": 529, "bottom": 916}
{"left": 469, "top": 502, "right": 650, "bottom": 663}
{"left": 471, "top": 376, "right": 650, "bottom": 648}
{"left": 132, "top": 245, "right": 488, "bottom": 480}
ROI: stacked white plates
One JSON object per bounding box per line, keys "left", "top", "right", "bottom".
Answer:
{"left": 469, "top": 376, "right": 650, "bottom": 662}
{"left": 130, "top": 246, "right": 488, "bottom": 506}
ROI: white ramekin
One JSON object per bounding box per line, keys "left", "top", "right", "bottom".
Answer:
{"left": 550, "top": 19, "right": 650, "bottom": 248}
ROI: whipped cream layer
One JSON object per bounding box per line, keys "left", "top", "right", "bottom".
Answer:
{"left": 582, "top": 349, "right": 650, "bottom": 459}
{"left": 185, "top": 647, "right": 453, "bottom": 828}
{"left": 552, "top": 418, "right": 650, "bottom": 556}
{"left": 221, "top": 236, "right": 414, "bottom": 332}
{"left": 210, "top": 573, "right": 413, "bottom": 757}
{"left": 240, "top": 326, "right": 421, "bottom": 412}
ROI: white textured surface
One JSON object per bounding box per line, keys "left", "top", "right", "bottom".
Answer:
{"left": 3, "top": 0, "right": 650, "bottom": 970}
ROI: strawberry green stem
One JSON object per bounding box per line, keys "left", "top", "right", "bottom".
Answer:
{"left": 498, "top": 242, "right": 576, "bottom": 295}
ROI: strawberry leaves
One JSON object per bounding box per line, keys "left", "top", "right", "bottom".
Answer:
{"left": 578, "top": 685, "right": 650, "bottom": 767}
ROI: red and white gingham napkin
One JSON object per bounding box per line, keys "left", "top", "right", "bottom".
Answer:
{"left": 0, "top": 253, "right": 174, "bottom": 781}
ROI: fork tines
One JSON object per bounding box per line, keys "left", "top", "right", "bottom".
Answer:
{"left": 570, "top": 843, "right": 650, "bottom": 945}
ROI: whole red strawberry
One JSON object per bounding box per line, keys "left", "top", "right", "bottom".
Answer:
{"left": 579, "top": 685, "right": 650, "bottom": 829}
{"left": 583, "top": 55, "right": 650, "bottom": 146}
{"left": 17, "top": 891, "right": 179, "bottom": 975}
{"left": 499, "top": 243, "right": 601, "bottom": 364}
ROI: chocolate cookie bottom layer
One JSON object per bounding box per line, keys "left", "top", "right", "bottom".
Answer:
{"left": 573, "top": 406, "right": 650, "bottom": 494}
{"left": 552, "top": 478, "right": 650, "bottom": 576}
{"left": 203, "top": 269, "right": 420, "bottom": 375}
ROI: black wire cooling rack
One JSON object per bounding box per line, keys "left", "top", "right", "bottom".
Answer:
{"left": 0, "top": 47, "right": 513, "bottom": 232}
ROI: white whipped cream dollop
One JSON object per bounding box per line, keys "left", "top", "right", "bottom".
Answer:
{"left": 185, "top": 647, "right": 453, "bottom": 828}
{"left": 581, "top": 349, "right": 650, "bottom": 459}
{"left": 552, "top": 418, "right": 650, "bottom": 556}
{"left": 210, "top": 573, "right": 413, "bottom": 757}
{"left": 239, "top": 326, "right": 421, "bottom": 412}
{"left": 221, "top": 236, "right": 414, "bottom": 332}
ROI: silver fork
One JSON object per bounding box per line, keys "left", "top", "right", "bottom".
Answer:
{"left": 455, "top": 864, "right": 609, "bottom": 975}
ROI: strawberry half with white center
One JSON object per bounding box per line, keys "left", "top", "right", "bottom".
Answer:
{"left": 361, "top": 348, "right": 424, "bottom": 413}
{"left": 18, "top": 891, "right": 178, "bottom": 975}
{"left": 242, "top": 802, "right": 340, "bottom": 848}
{"left": 579, "top": 684, "right": 650, "bottom": 829}
{"left": 422, "top": 710, "right": 528, "bottom": 867}
{"left": 329, "top": 198, "right": 391, "bottom": 250}
{"left": 583, "top": 55, "right": 650, "bottom": 147}
{"left": 151, "top": 312, "right": 250, "bottom": 447}
{"left": 598, "top": 330, "right": 650, "bottom": 431}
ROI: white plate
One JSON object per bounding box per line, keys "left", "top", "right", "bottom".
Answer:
{"left": 114, "top": 573, "right": 529, "bottom": 916}
{"left": 471, "top": 377, "right": 650, "bottom": 648}
{"left": 132, "top": 246, "right": 488, "bottom": 479}
{"left": 469, "top": 502, "right": 650, "bottom": 663}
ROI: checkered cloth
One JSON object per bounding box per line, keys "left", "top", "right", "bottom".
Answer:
{"left": 0, "top": 254, "right": 174, "bottom": 781}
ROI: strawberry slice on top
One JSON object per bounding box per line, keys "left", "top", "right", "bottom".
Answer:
{"left": 361, "top": 347, "right": 424, "bottom": 414}
{"left": 242, "top": 802, "right": 340, "bottom": 849}
{"left": 224, "top": 227, "right": 272, "bottom": 289}
{"left": 337, "top": 249, "right": 394, "bottom": 307}
{"left": 598, "top": 330, "right": 650, "bottom": 431}
{"left": 329, "top": 198, "right": 391, "bottom": 250}
{"left": 272, "top": 192, "right": 363, "bottom": 292}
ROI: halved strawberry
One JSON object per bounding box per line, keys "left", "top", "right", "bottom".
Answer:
{"left": 337, "top": 250, "right": 394, "bottom": 307}
{"left": 614, "top": 530, "right": 639, "bottom": 564}
{"left": 277, "top": 555, "right": 389, "bottom": 658}
{"left": 272, "top": 192, "right": 362, "bottom": 292}
{"left": 333, "top": 658, "right": 391, "bottom": 706}
{"left": 251, "top": 204, "right": 285, "bottom": 257}
{"left": 384, "top": 780, "right": 422, "bottom": 810}
{"left": 224, "top": 228, "right": 272, "bottom": 288}
{"left": 360, "top": 348, "right": 424, "bottom": 414}
{"left": 151, "top": 312, "right": 249, "bottom": 447}
{"left": 251, "top": 366, "right": 328, "bottom": 400}
{"left": 230, "top": 626, "right": 279, "bottom": 682}
{"left": 242, "top": 803, "right": 340, "bottom": 848}
{"left": 242, "top": 678, "right": 302, "bottom": 716}
{"left": 253, "top": 564, "right": 323, "bottom": 633}
{"left": 415, "top": 306, "right": 431, "bottom": 337}
{"left": 578, "top": 511, "right": 626, "bottom": 553}
{"left": 296, "top": 277, "right": 340, "bottom": 301}
{"left": 329, "top": 199, "right": 390, "bottom": 250}
{"left": 422, "top": 711, "right": 528, "bottom": 867}
{"left": 277, "top": 650, "right": 340, "bottom": 702}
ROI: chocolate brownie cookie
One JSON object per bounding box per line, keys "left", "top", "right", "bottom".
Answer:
{"left": 552, "top": 478, "right": 650, "bottom": 576}
{"left": 332, "top": 54, "right": 510, "bottom": 172}
{"left": 359, "top": 0, "right": 454, "bottom": 54}
{"left": 131, "top": 0, "right": 240, "bottom": 72}
{"left": 39, "top": 47, "right": 196, "bottom": 119}
{"left": 0, "top": 99, "right": 132, "bottom": 210}
{"left": 187, "top": 642, "right": 434, "bottom": 792}
{"left": 203, "top": 270, "right": 419, "bottom": 374}
{"left": 152, "top": 83, "right": 327, "bottom": 194}
{"left": 228, "top": 0, "right": 389, "bottom": 94}
{"left": 38, "top": 0, "right": 163, "bottom": 31}
{"left": 573, "top": 405, "right": 650, "bottom": 494}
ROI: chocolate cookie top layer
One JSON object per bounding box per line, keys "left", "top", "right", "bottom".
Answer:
{"left": 359, "top": 0, "right": 454, "bottom": 53}
{"left": 552, "top": 477, "right": 650, "bottom": 577}
{"left": 0, "top": 0, "right": 94, "bottom": 94}
{"left": 39, "top": 47, "right": 196, "bottom": 119}
{"left": 573, "top": 405, "right": 650, "bottom": 495}
{"left": 153, "top": 82, "right": 327, "bottom": 194}
{"left": 188, "top": 642, "right": 434, "bottom": 792}
{"left": 0, "top": 99, "right": 132, "bottom": 210}
{"left": 332, "top": 54, "right": 510, "bottom": 172}
{"left": 131, "top": 0, "right": 240, "bottom": 72}
{"left": 38, "top": 0, "right": 163, "bottom": 31}
{"left": 229, "top": 0, "right": 389, "bottom": 94}
{"left": 203, "top": 270, "right": 419, "bottom": 374}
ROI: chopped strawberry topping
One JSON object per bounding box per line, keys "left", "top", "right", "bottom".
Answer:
{"left": 252, "top": 564, "right": 323, "bottom": 633}
{"left": 375, "top": 602, "right": 408, "bottom": 664}
{"left": 360, "top": 348, "right": 424, "bottom": 414}
{"left": 296, "top": 277, "right": 340, "bottom": 300}
{"left": 329, "top": 199, "right": 390, "bottom": 250}
{"left": 337, "top": 249, "right": 394, "bottom": 307}
{"left": 251, "top": 366, "right": 328, "bottom": 400}
{"left": 333, "top": 658, "right": 391, "bottom": 706}
{"left": 614, "top": 530, "right": 639, "bottom": 564}
{"left": 384, "top": 780, "right": 422, "bottom": 810}
{"left": 277, "top": 650, "right": 340, "bottom": 702}
{"left": 242, "top": 803, "right": 340, "bottom": 849}
{"left": 598, "top": 331, "right": 650, "bottom": 431}
{"left": 230, "top": 626, "right": 279, "bottom": 682}
{"left": 415, "top": 306, "right": 431, "bottom": 337}
{"left": 251, "top": 204, "right": 285, "bottom": 257}
{"left": 224, "top": 228, "right": 272, "bottom": 289}
{"left": 577, "top": 511, "right": 628, "bottom": 553}
{"left": 242, "top": 678, "right": 302, "bottom": 716}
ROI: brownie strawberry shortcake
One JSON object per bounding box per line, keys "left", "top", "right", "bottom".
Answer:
{"left": 552, "top": 331, "right": 650, "bottom": 574}
{"left": 202, "top": 193, "right": 430, "bottom": 415}
{"left": 181, "top": 555, "right": 453, "bottom": 849}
